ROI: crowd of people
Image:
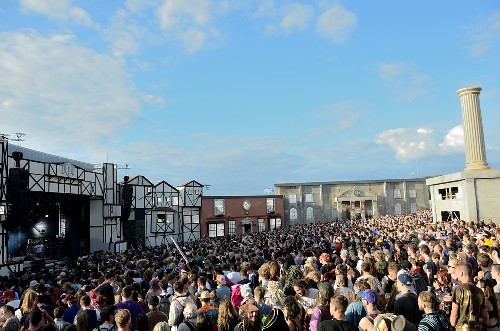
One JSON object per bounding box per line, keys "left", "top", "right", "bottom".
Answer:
{"left": 0, "top": 209, "right": 499, "bottom": 331}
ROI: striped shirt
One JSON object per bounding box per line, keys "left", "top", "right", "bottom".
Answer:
{"left": 418, "top": 311, "right": 450, "bottom": 331}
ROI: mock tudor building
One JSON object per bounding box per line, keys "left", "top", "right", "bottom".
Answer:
{"left": 275, "top": 179, "right": 429, "bottom": 226}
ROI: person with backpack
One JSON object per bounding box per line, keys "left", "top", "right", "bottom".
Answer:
{"left": 146, "top": 295, "right": 168, "bottom": 329}
{"left": 177, "top": 303, "right": 198, "bottom": 331}
{"left": 168, "top": 281, "right": 194, "bottom": 331}
{"left": 94, "top": 305, "right": 117, "bottom": 331}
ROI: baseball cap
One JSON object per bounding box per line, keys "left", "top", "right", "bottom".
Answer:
{"left": 358, "top": 289, "right": 377, "bottom": 304}
{"left": 397, "top": 272, "right": 414, "bottom": 288}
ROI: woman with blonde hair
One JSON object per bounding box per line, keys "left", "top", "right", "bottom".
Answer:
{"left": 16, "top": 290, "right": 37, "bottom": 324}
{"left": 152, "top": 322, "right": 169, "bottom": 331}
{"left": 217, "top": 299, "right": 239, "bottom": 331}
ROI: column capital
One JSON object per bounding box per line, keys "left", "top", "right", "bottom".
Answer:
{"left": 457, "top": 86, "right": 482, "bottom": 96}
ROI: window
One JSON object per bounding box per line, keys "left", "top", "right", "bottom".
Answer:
{"left": 172, "top": 196, "right": 179, "bottom": 206}
{"left": 305, "top": 193, "right": 313, "bottom": 203}
{"left": 228, "top": 220, "right": 236, "bottom": 235}
{"left": 410, "top": 203, "right": 417, "bottom": 214}
{"left": 409, "top": 189, "right": 417, "bottom": 198}
{"left": 184, "top": 213, "right": 200, "bottom": 224}
{"left": 270, "top": 218, "right": 282, "bottom": 230}
{"left": 395, "top": 203, "right": 402, "bottom": 215}
{"left": 155, "top": 213, "right": 174, "bottom": 232}
{"left": 208, "top": 223, "right": 224, "bottom": 238}
{"left": 438, "top": 187, "right": 459, "bottom": 200}
{"left": 289, "top": 194, "right": 297, "bottom": 204}
{"left": 306, "top": 207, "right": 314, "bottom": 221}
{"left": 266, "top": 198, "right": 275, "bottom": 213}
{"left": 214, "top": 199, "right": 225, "bottom": 216}
{"left": 394, "top": 189, "right": 401, "bottom": 198}
{"left": 157, "top": 197, "right": 162, "bottom": 205}
{"left": 290, "top": 208, "right": 298, "bottom": 221}
{"left": 258, "top": 218, "right": 265, "bottom": 232}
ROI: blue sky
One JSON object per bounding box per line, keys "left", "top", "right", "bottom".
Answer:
{"left": 1, "top": 0, "right": 499, "bottom": 196}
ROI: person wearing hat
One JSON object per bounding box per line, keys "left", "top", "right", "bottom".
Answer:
{"left": 393, "top": 271, "right": 420, "bottom": 326}
{"left": 146, "top": 295, "right": 168, "bottom": 329}
{"left": 235, "top": 300, "right": 260, "bottom": 331}
{"left": 417, "top": 291, "right": 450, "bottom": 331}
{"left": 197, "top": 290, "right": 218, "bottom": 328}
{"left": 390, "top": 315, "right": 417, "bottom": 331}
{"left": 358, "top": 289, "right": 380, "bottom": 331}
{"left": 262, "top": 307, "right": 288, "bottom": 331}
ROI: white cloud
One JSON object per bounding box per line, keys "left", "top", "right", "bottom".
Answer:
{"left": 20, "top": 0, "right": 96, "bottom": 27}
{"left": 376, "top": 126, "right": 464, "bottom": 161}
{"left": 0, "top": 31, "right": 142, "bottom": 160}
{"left": 439, "top": 125, "right": 464, "bottom": 152}
{"left": 465, "top": 11, "right": 500, "bottom": 57}
{"left": 312, "top": 102, "right": 363, "bottom": 135}
{"left": 377, "top": 62, "right": 430, "bottom": 101}
{"left": 279, "top": 3, "right": 314, "bottom": 33}
{"left": 156, "top": 0, "right": 225, "bottom": 52}
{"left": 315, "top": 4, "right": 357, "bottom": 43}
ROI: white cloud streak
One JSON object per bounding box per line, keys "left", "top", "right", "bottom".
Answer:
{"left": 20, "top": 0, "right": 96, "bottom": 27}
{"left": 376, "top": 126, "right": 464, "bottom": 161}
{"left": 0, "top": 31, "right": 142, "bottom": 160}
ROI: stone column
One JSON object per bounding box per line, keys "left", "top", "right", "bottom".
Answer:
{"left": 456, "top": 86, "right": 489, "bottom": 170}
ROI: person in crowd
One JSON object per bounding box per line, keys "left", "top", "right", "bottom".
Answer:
{"left": 345, "top": 280, "right": 369, "bottom": 327}
{"left": 282, "top": 296, "right": 303, "bottom": 331}
{"left": 357, "top": 289, "right": 379, "bottom": 331}
{"left": 75, "top": 310, "right": 88, "bottom": 331}
{"left": 261, "top": 307, "right": 288, "bottom": 331}
{"left": 169, "top": 281, "right": 195, "bottom": 331}
{"left": 75, "top": 295, "right": 98, "bottom": 331}
{"left": 116, "top": 285, "right": 144, "bottom": 331}
{"left": 417, "top": 291, "right": 450, "bottom": 331}
{"left": 450, "top": 263, "right": 489, "bottom": 331}
{"left": 146, "top": 295, "right": 168, "bottom": 329}
{"left": 96, "top": 305, "right": 117, "bottom": 331}
{"left": 235, "top": 300, "right": 261, "bottom": 331}
{"left": 393, "top": 272, "right": 420, "bottom": 326}
{"left": 293, "top": 280, "right": 317, "bottom": 312}
{"left": 309, "top": 282, "right": 334, "bottom": 331}
{"left": 197, "top": 290, "right": 218, "bottom": 329}
{"left": 136, "top": 313, "right": 151, "bottom": 331}
{"left": 115, "top": 309, "right": 131, "bottom": 331}
{"left": 217, "top": 299, "right": 239, "bottom": 331}
{"left": 317, "top": 295, "right": 357, "bottom": 331}
{"left": 0, "top": 304, "right": 21, "bottom": 331}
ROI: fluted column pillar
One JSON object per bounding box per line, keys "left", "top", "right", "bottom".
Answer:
{"left": 456, "top": 86, "right": 489, "bottom": 171}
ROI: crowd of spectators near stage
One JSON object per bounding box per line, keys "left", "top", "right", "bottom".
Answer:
{"left": 1, "top": 209, "right": 499, "bottom": 331}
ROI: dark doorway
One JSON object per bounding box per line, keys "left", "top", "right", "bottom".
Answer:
{"left": 441, "top": 211, "right": 460, "bottom": 222}
{"left": 243, "top": 224, "right": 251, "bottom": 234}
